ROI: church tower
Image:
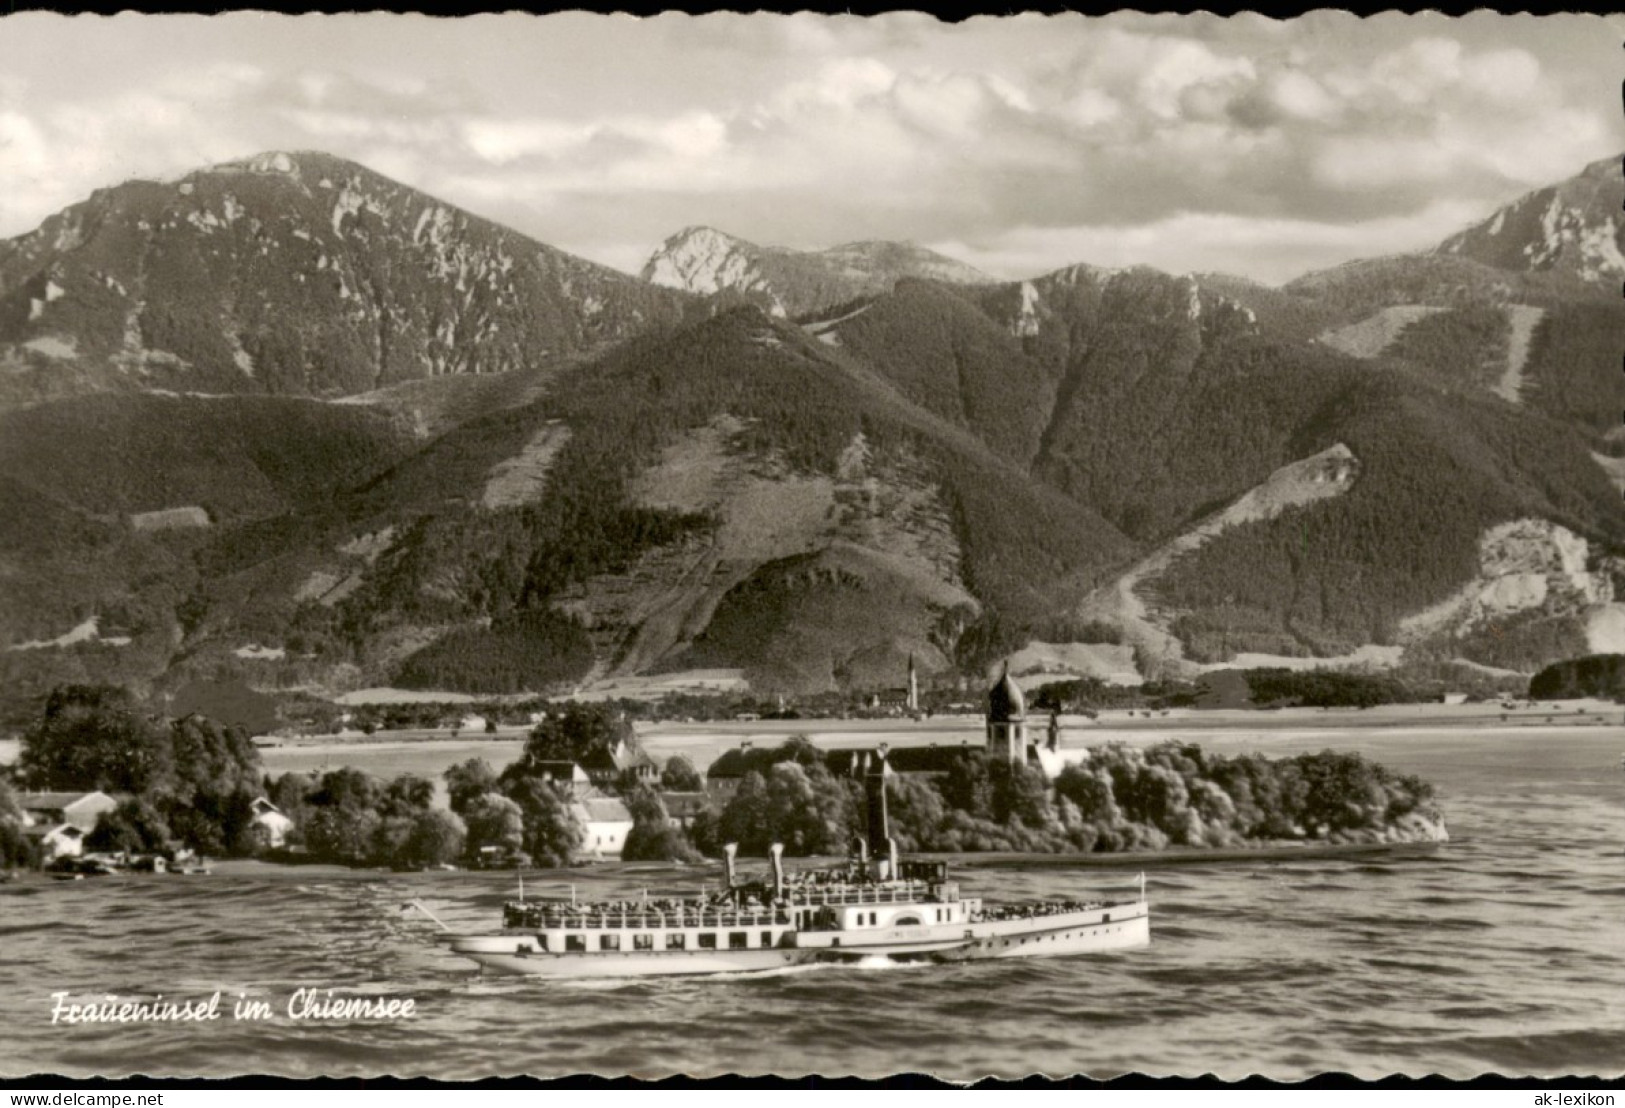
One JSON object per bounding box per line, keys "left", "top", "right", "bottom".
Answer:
{"left": 907, "top": 653, "right": 919, "bottom": 714}
{"left": 986, "top": 662, "right": 1028, "bottom": 765}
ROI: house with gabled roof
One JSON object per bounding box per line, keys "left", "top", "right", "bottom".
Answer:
{"left": 17, "top": 791, "right": 118, "bottom": 832}
{"left": 527, "top": 761, "right": 593, "bottom": 792}
{"left": 578, "top": 738, "right": 658, "bottom": 789}
{"left": 24, "top": 821, "right": 86, "bottom": 861}
{"left": 570, "top": 796, "right": 634, "bottom": 860}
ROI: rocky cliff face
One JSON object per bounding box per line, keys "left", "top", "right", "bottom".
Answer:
{"left": 1399, "top": 519, "right": 1622, "bottom": 644}
{"left": 642, "top": 226, "right": 788, "bottom": 311}
{"left": 1435, "top": 154, "right": 1625, "bottom": 288}
{"left": 642, "top": 225, "right": 992, "bottom": 318}
{"left": 0, "top": 150, "right": 695, "bottom": 408}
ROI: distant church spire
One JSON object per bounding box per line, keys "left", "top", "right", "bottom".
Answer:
{"left": 986, "top": 661, "right": 1028, "bottom": 765}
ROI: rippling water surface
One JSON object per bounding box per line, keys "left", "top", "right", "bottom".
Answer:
{"left": 2, "top": 727, "right": 1622, "bottom": 1080}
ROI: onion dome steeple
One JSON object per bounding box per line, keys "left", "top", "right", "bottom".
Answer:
{"left": 987, "top": 661, "right": 1026, "bottom": 724}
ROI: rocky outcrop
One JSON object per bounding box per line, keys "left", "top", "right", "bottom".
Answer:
{"left": 1076, "top": 444, "right": 1362, "bottom": 677}
{"left": 642, "top": 225, "right": 992, "bottom": 318}
{"left": 1399, "top": 518, "right": 1621, "bottom": 645}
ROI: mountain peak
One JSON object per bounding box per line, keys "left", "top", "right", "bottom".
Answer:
{"left": 209, "top": 150, "right": 307, "bottom": 175}
{"left": 642, "top": 226, "right": 993, "bottom": 317}
{"left": 818, "top": 239, "right": 992, "bottom": 286}
{"left": 197, "top": 149, "right": 366, "bottom": 181}
{"left": 0, "top": 149, "right": 693, "bottom": 409}
{"left": 642, "top": 225, "right": 786, "bottom": 312}
{"left": 1433, "top": 152, "right": 1624, "bottom": 286}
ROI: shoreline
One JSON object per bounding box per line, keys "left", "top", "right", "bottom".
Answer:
{"left": 0, "top": 838, "right": 1450, "bottom": 887}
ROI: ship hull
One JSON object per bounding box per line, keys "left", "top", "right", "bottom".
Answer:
{"left": 450, "top": 936, "right": 817, "bottom": 978}
{"left": 940, "top": 905, "right": 1150, "bottom": 962}
{"left": 811, "top": 903, "right": 1151, "bottom": 965}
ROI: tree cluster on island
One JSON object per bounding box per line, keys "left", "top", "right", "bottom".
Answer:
{"left": 260, "top": 702, "right": 689, "bottom": 868}
{"left": 416, "top": 705, "right": 1446, "bottom": 864}
{"left": 4, "top": 685, "right": 267, "bottom": 866}
{"left": 0, "top": 684, "right": 474, "bottom": 871}
{"left": 674, "top": 737, "right": 1444, "bottom": 858}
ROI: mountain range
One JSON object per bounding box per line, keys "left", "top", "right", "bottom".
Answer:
{"left": 0, "top": 150, "right": 1620, "bottom": 720}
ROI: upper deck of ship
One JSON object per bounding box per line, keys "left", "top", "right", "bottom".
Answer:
{"left": 502, "top": 869, "right": 956, "bottom": 931}
{"left": 504, "top": 900, "right": 791, "bottom": 931}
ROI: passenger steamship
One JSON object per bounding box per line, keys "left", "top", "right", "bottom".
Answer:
{"left": 446, "top": 747, "right": 1151, "bottom": 978}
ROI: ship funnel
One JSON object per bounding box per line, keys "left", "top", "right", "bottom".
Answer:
{"left": 769, "top": 842, "right": 785, "bottom": 899}
{"left": 723, "top": 842, "right": 738, "bottom": 888}
{"left": 864, "top": 747, "right": 891, "bottom": 858}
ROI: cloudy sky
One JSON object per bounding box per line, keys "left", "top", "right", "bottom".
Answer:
{"left": 1, "top": 12, "right": 1621, "bottom": 284}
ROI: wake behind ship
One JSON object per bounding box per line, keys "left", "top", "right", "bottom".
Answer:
{"left": 446, "top": 747, "right": 1151, "bottom": 978}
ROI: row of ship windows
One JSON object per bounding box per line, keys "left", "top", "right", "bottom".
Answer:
{"left": 541, "top": 931, "right": 778, "bottom": 953}
{"left": 979, "top": 926, "right": 1125, "bottom": 949}
{"left": 526, "top": 922, "right": 1128, "bottom": 955}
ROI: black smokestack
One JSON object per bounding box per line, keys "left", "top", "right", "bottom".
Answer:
{"left": 865, "top": 746, "right": 891, "bottom": 857}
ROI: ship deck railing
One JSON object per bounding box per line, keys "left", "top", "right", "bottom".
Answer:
{"left": 504, "top": 907, "right": 792, "bottom": 931}
{"left": 778, "top": 881, "right": 938, "bottom": 907}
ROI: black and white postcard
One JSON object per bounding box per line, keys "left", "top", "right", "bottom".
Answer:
{"left": 0, "top": 10, "right": 1621, "bottom": 1085}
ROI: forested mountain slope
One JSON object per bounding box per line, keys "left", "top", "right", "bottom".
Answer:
{"left": 0, "top": 150, "right": 697, "bottom": 409}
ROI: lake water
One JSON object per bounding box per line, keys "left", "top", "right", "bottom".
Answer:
{"left": 2, "top": 724, "right": 1622, "bottom": 1080}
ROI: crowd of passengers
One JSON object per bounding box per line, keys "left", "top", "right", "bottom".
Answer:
{"left": 505, "top": 896, "right": 780, "bottom": 926}
{"left": 501, "top": 865, "right": 935, "bottom": 926}
{"left": 970, "top": 900, "right": 1103, "bottom": 922}
{"left": 786, "top": 867, "right": 864, "bottom": 887}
